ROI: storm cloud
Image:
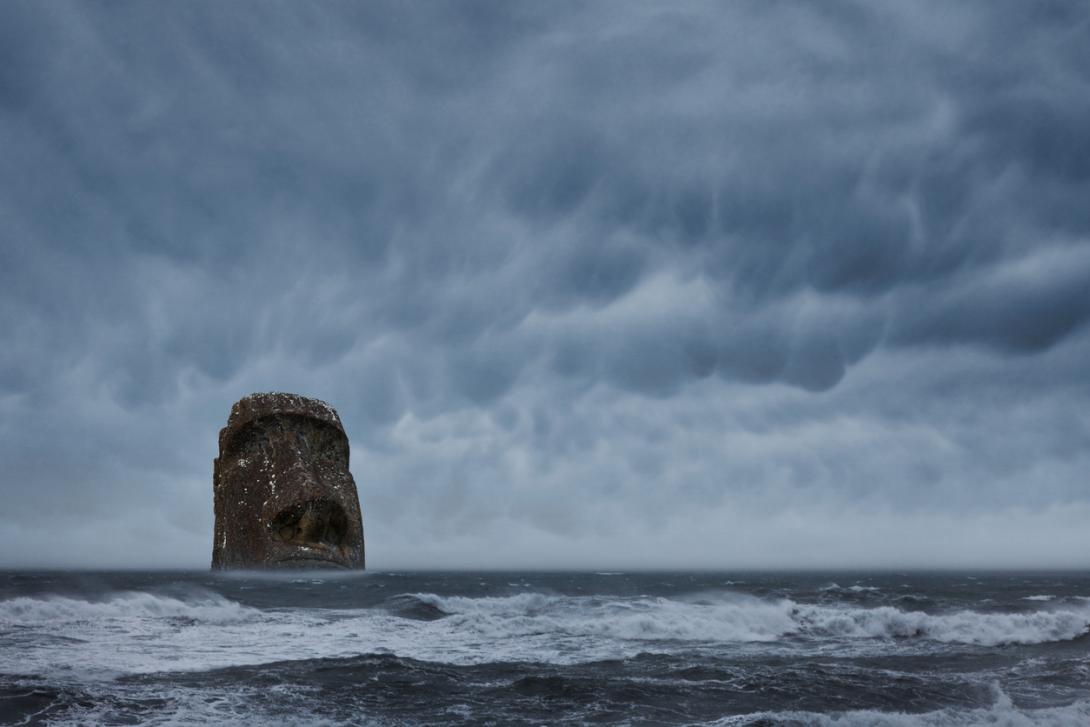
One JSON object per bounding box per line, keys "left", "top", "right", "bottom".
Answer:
{"left": 1, "top": 0, "right": 1088, "bottom": 568}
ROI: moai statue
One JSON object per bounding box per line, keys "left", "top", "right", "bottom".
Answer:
{"left": 212, "top": 393, "right": 364, "bottom": 569}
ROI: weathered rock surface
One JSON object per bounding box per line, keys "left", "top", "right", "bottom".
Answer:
{"left": 211, "top": 392, "right": 365, "bottom": 570}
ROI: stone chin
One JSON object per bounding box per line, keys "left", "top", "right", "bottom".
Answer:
{"left": 211, "top": 393, "right": 365, "bottom": 571}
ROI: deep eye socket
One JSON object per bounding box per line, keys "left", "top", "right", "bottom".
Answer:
{"left": 224, "top": 416, "right": 346, "bottom": 465}
{"left": 223, "top": 424, "right": 268, "bottom": 460}
{"left": 304, "top": 426, "right": 345, "bottom": 463}
{"left": 320, "top": 437, "right": 341, "bottom": 459}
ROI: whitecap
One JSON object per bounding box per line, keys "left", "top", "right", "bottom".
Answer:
{"left": 5, "top": 588, "right": 1089, "bottom": 679}
{"left": 791, "top": 602, "right": 1090, "bottom": 645}
{"left": 0, "top": 590, "right": 257, "bottom": 626}
{"left": 820, "top": 583, "right": 880, "bottom": 593}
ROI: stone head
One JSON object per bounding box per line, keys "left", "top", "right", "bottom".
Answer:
{"left": 212, "top": 393, "right": 364, "bottom": 569}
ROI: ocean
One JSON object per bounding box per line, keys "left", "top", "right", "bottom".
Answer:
{"left": 2, "top": 570, "right": 1089, "bottom": 725}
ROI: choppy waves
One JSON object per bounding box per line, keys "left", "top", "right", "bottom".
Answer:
{"left": 2, "top": 587, "right": 1088, "bottom": 679}
{"left": 4, "top": 573, "right": 1090, "bottom": 725}
{"left": 404, "top": 590, "right": 1090, "bottom": 647}
{"left": 795, "top": 601, "right": 1090, "bottom": 645}
{"left": 0, "top": 589, "right": 256, "bottom": 625}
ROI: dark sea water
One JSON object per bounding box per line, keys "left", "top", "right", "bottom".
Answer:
{"left": 2, "top": 571, "right": 1090, "bottom": 725}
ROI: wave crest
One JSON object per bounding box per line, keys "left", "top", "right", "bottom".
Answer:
{"left": 794, "top": 603, "right": 1090, "bottom": 645}
{"left": 403, "top": 591, "right": 1090, "bottom": 647}
{"left": 5, "top": 587, "right": 1088, "bottom": 678}
{"left": 0, "top": 590, "right": 257, "bottom": 626}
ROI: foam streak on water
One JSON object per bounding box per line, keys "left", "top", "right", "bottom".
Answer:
{"left": 1, "top": 571, "right": 1089, "bottom": 725}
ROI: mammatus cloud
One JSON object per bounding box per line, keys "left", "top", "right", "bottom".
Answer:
{"left": 1, "top": 1, "right": 1088, "bottom": 567}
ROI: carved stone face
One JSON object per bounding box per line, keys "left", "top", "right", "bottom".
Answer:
{"left": 212, "top": 393, "right": 364, "bottom": 570}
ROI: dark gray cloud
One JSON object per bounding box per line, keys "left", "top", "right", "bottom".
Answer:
{"left": 1, "top": 0, "right": 1089, "bottom": 568}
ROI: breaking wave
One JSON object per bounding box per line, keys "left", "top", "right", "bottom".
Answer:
{"left": 406, "top": 590, "right": 1090, "bottom": 647}
{"left": 794, "top": 602, "right": 1090, "bottom": 645}
{"left": 0, "top": 590, "right": 257, "bottom": 626}
{"left": 2, "top": 588, "right": 1088, "bottom": 679}
{"left": 5, "top": 573, "right": 1090, "bottom": 725}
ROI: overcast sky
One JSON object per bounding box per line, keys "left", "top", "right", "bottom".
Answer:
{"left": 2, "top": 1, "right": 1089, "bottom": 569}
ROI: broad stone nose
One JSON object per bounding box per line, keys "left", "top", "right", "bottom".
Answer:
{"left": 272, "top": 499, "right": 349, "bottom": 549}
{"left": 296, "top": 504, "right": 325, "bottom": 541}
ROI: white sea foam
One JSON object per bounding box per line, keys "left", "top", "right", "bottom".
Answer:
{"left": 0, "top": 590, "right": 257, "bottom": 625}
{"left": 821, "top": 583, "right": 881, "bottom": 593}
{"left": 412, "top": 591, "right": 809, "bottom": 647}
{"left": 2, "top": 588, "right": 1088, "bottom": 679}
{"left": 44, "top": 676, "right": 1090, "bottom": 727}
{"left": 1022, "top": 595, "right": 1055, "bottom": 601}
{"left": 793, "top": 603, "right": 1090, "bottom": 645}
{"left": 60, "top": 694, "right": 1090, "bottom": 727}
{"left": 713, "top": 687, "right": 1090, "bottom": 726}
{"left": 39, "top": 681, "right": 343, "bottom": 727}
{"left": 417, "top": 591, "right": 1090, "bottom": 648}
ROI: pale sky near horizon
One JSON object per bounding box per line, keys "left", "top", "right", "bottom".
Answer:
{"left": 2, "top": 1, "right": 1089, "bottom": 569}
